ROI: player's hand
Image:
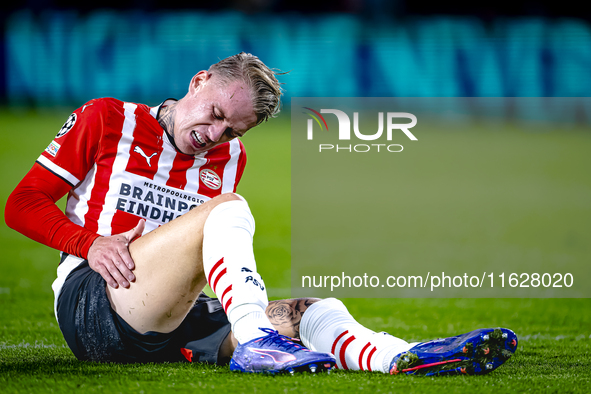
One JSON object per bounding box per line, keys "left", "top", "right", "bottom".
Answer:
{"left": 87, "top": 219, "right": 145, "bottom": 289}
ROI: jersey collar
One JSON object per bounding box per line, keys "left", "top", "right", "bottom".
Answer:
{"left": 151, "top": 98, "right": 177, "bottom": 120}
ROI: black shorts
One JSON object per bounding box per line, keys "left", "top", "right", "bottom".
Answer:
{"left": 56, "top": 259, "right": 231, "bottom": 364}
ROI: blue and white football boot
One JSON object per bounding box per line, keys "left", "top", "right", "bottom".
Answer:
{"left": 230, "top": 328, "right": 336, "bottom": 374}
{"left": 389, "top": 328, "right": 518, "bottom": 376}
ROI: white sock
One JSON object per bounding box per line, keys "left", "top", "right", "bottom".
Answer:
{"left": 202, "top": 198, "right": 274, "bottom": 344}
{"left": 300, "top": 298, "right": 414, "bottom": 373}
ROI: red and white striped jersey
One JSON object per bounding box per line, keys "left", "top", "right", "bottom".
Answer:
{"left": 37, "top": 97, "right": 247, "bottom": 237}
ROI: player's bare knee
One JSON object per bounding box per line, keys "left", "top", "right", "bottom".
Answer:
{"left": 202, "top": 194, "right": 255, "bottom": 246}
{"left": 212, "top": 192, "right": 245, "bottom": 204}
{"left": 180, "top": 193, "right": 247, "bottom": 226}
{"left": 203, "top": 193, "right": 251, "bottom": 223}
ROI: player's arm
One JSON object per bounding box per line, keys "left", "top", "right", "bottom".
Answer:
{"left": 86, "top": 219, "right": 145, "bottom": 289}
{"left": 5, "top": 163, "right": 99, "bottom": 257}
{"left": 5, "top": 100, "right": 142, "bottom": 289}
{"left": 5, "top": 162, "right": 143, "bottom": 289}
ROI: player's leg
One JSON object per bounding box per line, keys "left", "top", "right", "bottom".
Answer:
{"left": 298, "top": 298, "right": 519, "bottom": 376}
{"left": 216, "top": 297, "right": 410, "bottom": 371}
{"left": 200, "top": 203, "right": 335, "bottom": 373}
{"left": 108, "top": 193, "right": 335, "bottom": 372}
{"left": 106, "top": 193, "right": 243, "bottom": 334}
{"left": 265, "top": 298, "right": 322, "bottom": 338}
{"left": 299, "top": 298, "right": 411, "bottom": 372}
{"left": 217, "top": 297, "right": 405, "bottom": 370}
{"left": 217, "top": 298, "right": 321, "bottom": 359}
{"left": 216, "top": 298, "right": 321, "bottom": 363}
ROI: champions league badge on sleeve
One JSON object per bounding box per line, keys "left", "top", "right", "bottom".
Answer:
{"left": 56, "top": 113, "right": 77, "bottom": 138}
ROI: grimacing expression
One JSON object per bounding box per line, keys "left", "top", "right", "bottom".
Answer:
{"left": 173, "top": 71, "right": 258, "bottom": 155}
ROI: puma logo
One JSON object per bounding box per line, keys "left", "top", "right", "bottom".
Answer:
{"left": 133, "top": 145, "right": 157, "bottom": 167}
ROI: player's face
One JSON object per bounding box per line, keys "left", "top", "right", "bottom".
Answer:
{"left": 173, "top": 71, "right": 257, "bottom": 155}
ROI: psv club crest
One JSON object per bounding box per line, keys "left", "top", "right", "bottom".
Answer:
{"left": 199, "top": 168, "right": 221, "bottom": 190}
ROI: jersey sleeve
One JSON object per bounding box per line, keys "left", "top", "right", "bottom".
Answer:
{"left": 5, "top": 99, "right": 111, "bottom": 259}
{"left": 5, "top": 163, "right": 100, "bottom": 259}
{"left": 36, "top": 99, "right": 105, "bottom": 187}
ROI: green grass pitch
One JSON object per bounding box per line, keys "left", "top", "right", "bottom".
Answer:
{"left": 1, "top": 109, "right": 590, "bottom": 393}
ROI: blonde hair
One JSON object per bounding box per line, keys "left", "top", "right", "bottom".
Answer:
{"left": 209, "top": 52, "right": 285, "bottom": 125}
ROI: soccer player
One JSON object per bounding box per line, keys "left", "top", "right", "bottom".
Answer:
{"left": 5, "top": 52, "right": 517, "bottom": 376}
